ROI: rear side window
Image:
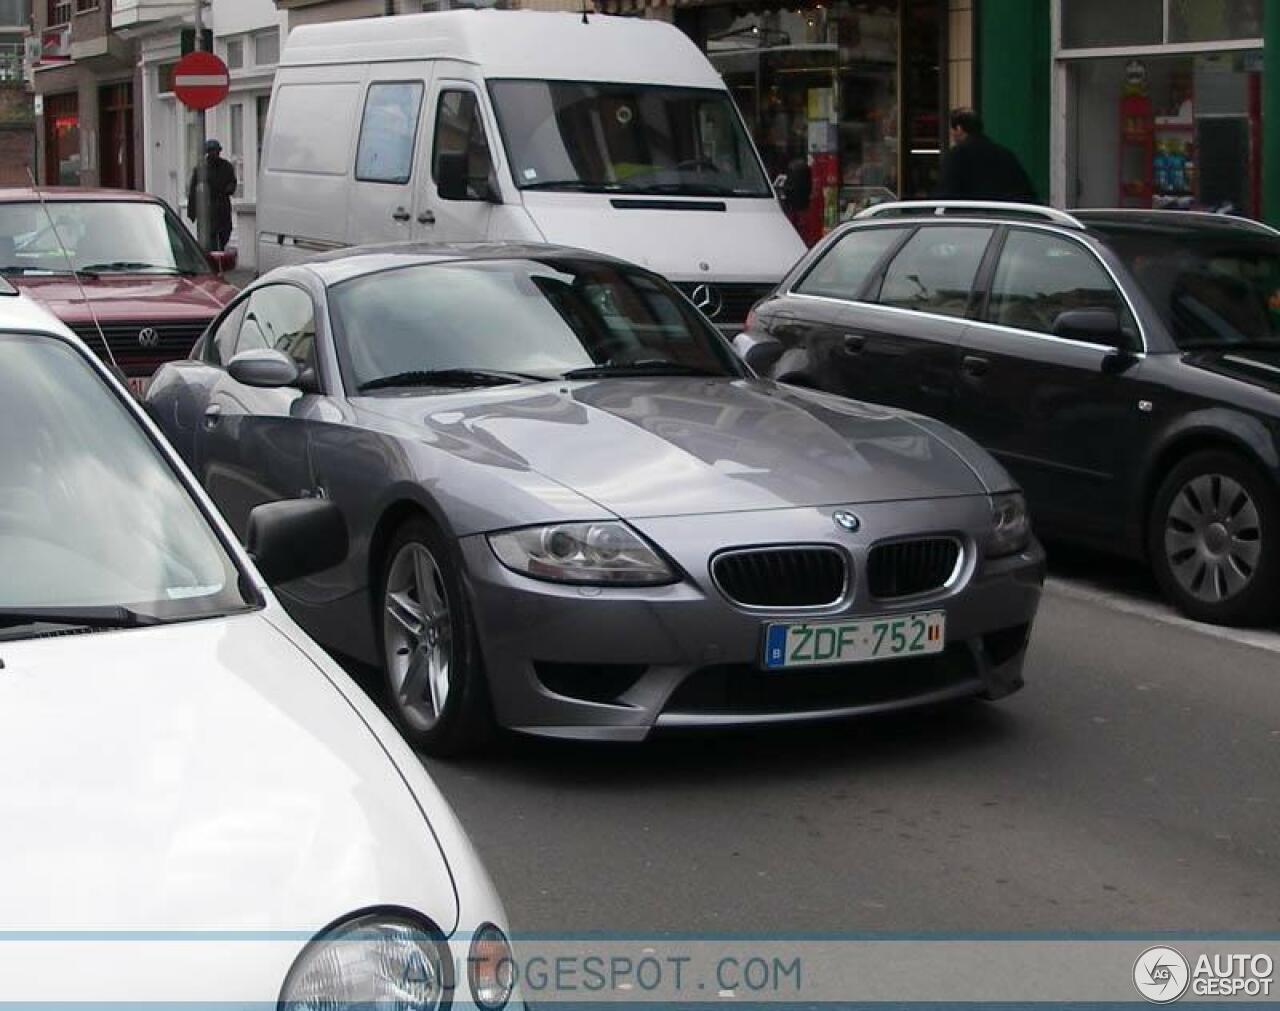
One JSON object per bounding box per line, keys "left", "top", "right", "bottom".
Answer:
{"left": 266, "top": 84, "right": 360, "bottom": 176}
{"left": 794, "top": 227, "right": 904, "bottom": 300}
{"left": 877, "top": 226, "right": 993, "bottom": 318}
{"left": 355, "top": 82, "right": 425, "bottom": 184}
{"left": 987, "top": 230, "right": 1134, "bottom": 338}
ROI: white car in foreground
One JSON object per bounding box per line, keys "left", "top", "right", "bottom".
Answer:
{"left": 0, "top": 286, "right": 518, "bottom": 1008}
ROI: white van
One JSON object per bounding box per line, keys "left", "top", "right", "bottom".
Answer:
{"left": 257, "top": 9, "right": 807, "bottom": 331}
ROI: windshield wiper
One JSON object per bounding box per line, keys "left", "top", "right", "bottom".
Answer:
{"left": 623, "top": 183, "right": 750, "bottom": 198}
{"left": 358, "top": 368, "right": 547, "bottom": 392}
{"left": 563, "top": 360, "right": 726, "bottom": 380}
{"left": 520, "top": 180, "right": 618, "bottom": 192}
{"left": 78, "top": 261, "right": 187, "bottom": 276}
{"left": 0, "top": 604, "right": 160, "bottom": 631}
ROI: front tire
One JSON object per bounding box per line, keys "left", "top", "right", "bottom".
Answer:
{"left": 377, "top": 516, "right": 493, "bottom": 755}
{"left": 1148, "top": 450, "right": 1279, "bottom": 626}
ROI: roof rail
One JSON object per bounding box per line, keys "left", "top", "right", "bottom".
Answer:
{"left": 855, "top": 200, "right": 1086, "bottom": 230}
{"left": 1071, "top": 208, "right": 1280, "bottom": 238}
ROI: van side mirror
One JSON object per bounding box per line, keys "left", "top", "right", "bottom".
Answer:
{"left": 246, "top": 498, "right": 348, "bottom": 585}
{"left": 228, "top": 348, "right": 300, "bottom": 389}
{"left": 437, "top": 152, "right": 500, "bottom": 203}
{"left": 732, "top": 332, "right": 784, "bottom": 374}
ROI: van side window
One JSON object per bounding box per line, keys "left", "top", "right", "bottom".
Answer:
{"left": 355, "top": 82, "right": 425, "bottom": 184}
{"left": 432, "top": 90, "right": 495, "bottom": 201}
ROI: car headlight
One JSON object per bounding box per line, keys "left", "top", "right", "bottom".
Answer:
{"left": 488, "top": 521, "right": 676, "bottom": 585}
{"left": 280, "top": 912, "right": 449, "bottom": 1011}
{"left": 468, "top": 923, "right": 516, "bottom": 1011}
{"left": 988, "top": 491, "right": 1031, "bottom": 557}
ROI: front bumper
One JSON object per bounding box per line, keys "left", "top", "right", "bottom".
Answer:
{"left": 461, "top": 499, "right": 1046, "bottom": 741}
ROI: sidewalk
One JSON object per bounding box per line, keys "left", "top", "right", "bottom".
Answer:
{"left": 226, "top": 267, "right": 256, "bottom": 289}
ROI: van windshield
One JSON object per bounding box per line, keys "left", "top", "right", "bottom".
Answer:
{"left": 488, "top": 80, "right": 771, "bottom": 198}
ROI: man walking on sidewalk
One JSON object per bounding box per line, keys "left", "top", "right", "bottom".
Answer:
{"left": 187, "top": 139, "right": 237, "bottom": 251}
{"left": 934, "top": 109, "right": 1037, "bottom": 203}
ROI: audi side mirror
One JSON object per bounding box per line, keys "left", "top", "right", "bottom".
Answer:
{"left": 227, "top": 348, "right": 300, "bottom": 389}
{"left": 733, "top": 332, "right": 785, "bottom": 374}
{"left": 1052, "top": 308, "right": 1121, "bottom": 343}
{"left": 246, "top": 498, "right": 348, "bottom": 585}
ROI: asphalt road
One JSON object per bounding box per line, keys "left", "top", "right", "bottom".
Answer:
{"left": 424, "top": 552, "right": 1280, "bottom": 935}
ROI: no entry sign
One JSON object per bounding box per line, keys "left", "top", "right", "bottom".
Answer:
{"left": 173, "top": 50, "right": 230, "bottom": 111}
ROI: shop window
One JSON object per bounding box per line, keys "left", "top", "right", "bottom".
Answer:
{"left": 1168, "top": 0, "right": 1263, "bottom": 44}
{"left": 254, "top": 29, "right": 279, "bottom": 68}
{"left": 43, "top": 92, "right": 78, "bottom": 187}
{"left": 987, "top": 230, "right": 1131, "bottom": 340}
{"left": 355, "top": 81, "right": 424, "bottom": 185}
{"left": 876, "top": 226, "right": 992, "bottom": 318}
{"left": 1061, "top": 0, "right": 1162, "bottom": 50}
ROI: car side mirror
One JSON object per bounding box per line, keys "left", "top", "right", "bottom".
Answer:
{"left": 732, "top": 332, "right": 785, "bottom": 374}
{"left": 227, "top": 348, "right": 300, "bottom": 389}
{"left": 1052, "top": 308, "right": 1124, "bottom": 345}
{"left": 209, "top": 249, "right": 238, "bottom": 274}
{"left": 245, "top": 498, "right": 348, "bottom": 585}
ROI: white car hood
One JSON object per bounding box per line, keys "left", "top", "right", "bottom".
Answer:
{"left": 520, "top": 192, "right": 807, "bottom": 282}
{"left": 0, "top": 612, "right": 458, "bottom": 999}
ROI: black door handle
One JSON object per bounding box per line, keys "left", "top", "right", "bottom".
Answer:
{"left": 392, "top": 207, "right": 411, "bottom": 222}
{"left": 417, "top": 209, "right": 436, "bottom": 225}
{"left": 202, "top": 403, "right": 222, "bottom": 429}
{"left": 961, "top": 354, "right": 990, "bottom": 377}
{"left": 841, "top": 333, "right": 866, "bottom": 355}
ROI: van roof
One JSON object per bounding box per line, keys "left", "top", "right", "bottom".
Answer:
{"left": 280, "top": 9, "right": 724, "bottom": 88}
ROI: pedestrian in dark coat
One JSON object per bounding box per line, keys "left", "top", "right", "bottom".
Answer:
{"left": 934, "top": 109, "right": 1037, "bottom": 203}
{"left": 187, "top": 139, "right": 237, "bottom": 251}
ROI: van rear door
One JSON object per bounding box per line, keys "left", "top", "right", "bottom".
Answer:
{"left": 348, "top": 63, "right": 436, "bottom": 245}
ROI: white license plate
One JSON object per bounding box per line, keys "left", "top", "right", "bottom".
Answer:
{"left": 127, "top": 375, "right": 151, "bottom": 397}
{"left": 763, "top": 610, "right": 946, "bottom": 670}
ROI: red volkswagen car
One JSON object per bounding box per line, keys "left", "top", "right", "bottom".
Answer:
{"left": 0, "top": 188, "right": 238, "bottom": 393}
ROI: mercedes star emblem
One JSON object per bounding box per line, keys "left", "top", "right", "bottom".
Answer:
{"left": 137, "top": 327, "right": 159, "bottom": 349}
{"left": 690, "top": 283, "right": 724, "bottom": 320}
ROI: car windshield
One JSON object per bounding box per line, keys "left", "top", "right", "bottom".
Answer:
{"left": 0, "top": 201, "right": 209, "bottom": 276}
{"left": 488, "top": 80, "right": 771, "bottom": 198}
{"left": 0, "top": 333, "right": 251, "bottom": 636}
{"left": 1101, "top": 228, "right": 1280, "bottom": 349}
{"left": 328, "top": 258, "right": 744, "bottom": 391}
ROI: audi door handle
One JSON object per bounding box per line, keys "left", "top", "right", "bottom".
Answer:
{"left": 202, "top": 403, "right": 222, "bottom": 429}
{"left": 417, "top": 209, "right": 436, "bottom": 225}
{"left": 841, "top": 333, "right": 866, "bottom": 355}
{"left": 392, "top": 207, "right": 411, "bottom": 222}
{"left": 961, "top": 354, "right": 990, "bottom": 377}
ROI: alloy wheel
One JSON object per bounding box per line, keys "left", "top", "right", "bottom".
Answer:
{"left": 383, "top": 541, "right": 453, "bottom": 730}
{"left": 1163, "top": 473, "right": 1262, "bottom": 604}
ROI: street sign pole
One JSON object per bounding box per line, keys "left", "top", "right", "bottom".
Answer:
{"left": 192, "top": 0, "right": 211, "bottom": 251}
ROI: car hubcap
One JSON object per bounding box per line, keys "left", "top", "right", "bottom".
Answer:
{"left": 1164, "top": 473, "right": 1262, "bottom": 604}
{"left": 383, "top": 542, "right": 452, "bottom": 730}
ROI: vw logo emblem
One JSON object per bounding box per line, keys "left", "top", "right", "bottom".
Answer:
{"left": 690, "top": 283, "right": 724, "bottom": 320}
{"left": 832, "top": 510, "right": 861, "bottom": 532}
{"left": 137, "top": 327, "right": 159, "bottom": 349}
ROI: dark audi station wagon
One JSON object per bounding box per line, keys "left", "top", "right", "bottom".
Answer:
{"left": 739, "top": 202, "right": 1280, "bottom": 626}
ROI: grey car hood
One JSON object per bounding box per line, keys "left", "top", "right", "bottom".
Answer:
{"left": 361, "top": 378, "right": 989, "bottom": 519}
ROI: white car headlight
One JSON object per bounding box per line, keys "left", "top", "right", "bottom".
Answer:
{"left": 488, "top": 521, "right": 676, "bottom": 585}
{"left": 280, "top": 913, "right": 449, "bottom": 1011}
{"left": 989, "top": 491, "right": 1031, "bottom": 557}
